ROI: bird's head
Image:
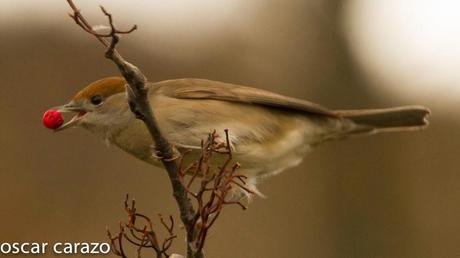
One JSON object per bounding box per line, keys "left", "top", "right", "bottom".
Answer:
{"left": 54, "top": 77, "right": 132, "bottom": 134}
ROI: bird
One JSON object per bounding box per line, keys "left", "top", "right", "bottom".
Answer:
{"left": 52, "top": 77, "right": 430, "bottom": 200}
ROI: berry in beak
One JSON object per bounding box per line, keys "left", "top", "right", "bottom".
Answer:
{"left": 48, "top": 102, "right": 87, "bottom": 131}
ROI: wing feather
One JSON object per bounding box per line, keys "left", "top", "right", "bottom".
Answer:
{"left": 152, "top": 78, "right": 337, "bottom": 117}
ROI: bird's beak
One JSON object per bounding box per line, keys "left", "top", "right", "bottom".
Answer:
{"left": 53, "top": 102, "right": 87, "bottom": 132}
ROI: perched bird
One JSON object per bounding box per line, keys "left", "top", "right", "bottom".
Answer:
{"left": 52, "top": 77, "right": 430, "bottom": 199}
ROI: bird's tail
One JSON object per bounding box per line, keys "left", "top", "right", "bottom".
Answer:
{"left": 335, "top": 105, "right": 430, "bottom": 135}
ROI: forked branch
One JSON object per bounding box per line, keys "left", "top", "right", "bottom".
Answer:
{"left": 66, "top": 2, "right": 251, "bottom": 257}
{"left": 178, "top": 130, "right": 254, "bottom": 253}
{"left": 107, "top": 195, "right": 177, "bottom": 258}
{"left": 66, "top": 1, "right": 198, "bottom": 256}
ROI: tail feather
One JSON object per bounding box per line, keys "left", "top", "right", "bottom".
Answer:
{"left": 336, "top": 105, "right": 430, "bottom": 134}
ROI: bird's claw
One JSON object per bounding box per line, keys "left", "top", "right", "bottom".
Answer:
{"left": 151, "top": 145, "right": 181, "bottom": 162}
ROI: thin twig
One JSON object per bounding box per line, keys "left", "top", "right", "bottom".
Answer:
{"left": 177, "top": 130, "right": 253, "bottom": 253}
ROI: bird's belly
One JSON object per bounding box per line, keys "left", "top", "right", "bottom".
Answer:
{"left": 234, "top": 121, "right": 315, "bottom": 178}
{"left": 174, "top": 117, "right": 323, "bottom": 179}
{"left": 111, "top": 103, "right": 336, "bottom": 179}
{"left": 110, "top": 119, "right": 161, "bottom": 166}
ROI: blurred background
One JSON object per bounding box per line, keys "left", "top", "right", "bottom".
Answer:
{"left": 0, "top": 0, "right": 459, "bottom": 257}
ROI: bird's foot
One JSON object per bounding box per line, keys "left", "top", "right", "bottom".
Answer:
{"left": 151, "top": 145, "right": 181, "bottom": 162}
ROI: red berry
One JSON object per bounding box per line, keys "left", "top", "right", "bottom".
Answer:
{"left": 43, "top": 109, "right": 64, "bottom": 130}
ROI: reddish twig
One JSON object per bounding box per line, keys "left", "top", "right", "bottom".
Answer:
{"left": 178, "top": 129, "right": 253, "bottom": 253}
{"left": 108, "top": 195, "right": 177, "bottom": 258}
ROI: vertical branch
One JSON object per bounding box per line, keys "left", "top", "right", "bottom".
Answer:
{"left": 66, "top": 2, "right": 251, "bottom": 257}
{"left": 66, "top": 1, "right": 200, "bottom": 257}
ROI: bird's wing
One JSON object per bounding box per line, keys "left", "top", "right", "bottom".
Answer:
{"left": 154, "top": 78, "right": 337, "bottom": 117}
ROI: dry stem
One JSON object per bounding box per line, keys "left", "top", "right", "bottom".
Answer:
{"left": 66, "top": 2, "right": 251, "bottom": 257}
{"left": 178, "top": 130, "right": 253, "bottom": 252}
{"left": 107, "top": 195, "right": 177, "bottom": 258}
{"left": 66, "top": 1, "right": 199, "bottom": 256}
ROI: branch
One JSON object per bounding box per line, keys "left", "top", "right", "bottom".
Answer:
{"left": 66, "top": 1, "right": 200, "bottom": 257}
{"left": 179, "top": 130, "right": 253, "bottom": 253}
{"left": 107, "top": 195, "right": 178, "bottom": 258}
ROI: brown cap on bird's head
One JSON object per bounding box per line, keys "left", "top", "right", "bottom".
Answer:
{"left": 51, "top": 77, "right": 127, "bottom": 131}
{"left": 72, "top": 76, "right": 127, "bottom": 102}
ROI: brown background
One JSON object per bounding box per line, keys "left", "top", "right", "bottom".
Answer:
{"left": 1, "top": 1, "right": 459, "bottom": 258}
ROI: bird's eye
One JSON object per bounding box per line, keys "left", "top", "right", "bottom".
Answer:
{"left": 90, "top": 95, "right": 103, "bottom": 105}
